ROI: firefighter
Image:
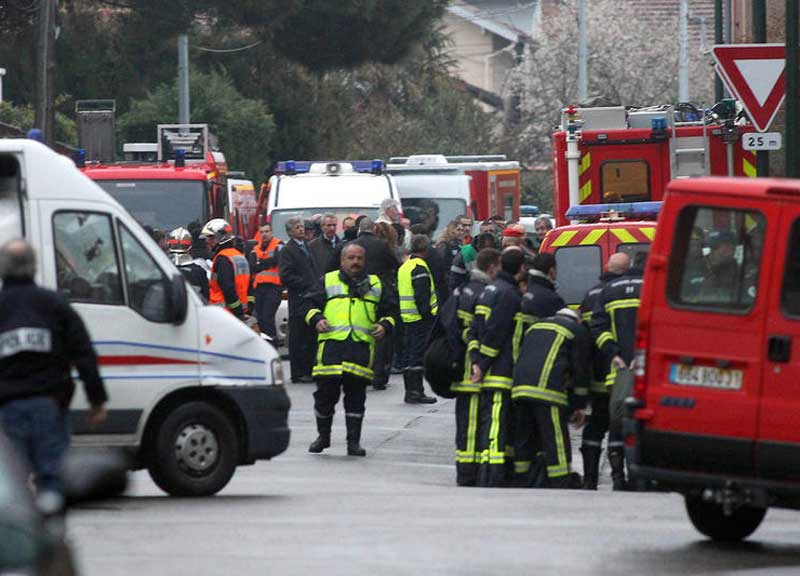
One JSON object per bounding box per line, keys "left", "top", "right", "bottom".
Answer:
{"left": 470, "top": 247, "right": 526, "bottom": 487}
{"left": 448, "top": 247, "right": 501, "bottom": 486}
{"left": 167, "top": 227, "right": 210, "bottom": 300}
{"left": 511, "top": 308, "right": 591, "bottom": 488}
{"left": 249, "top": 223, "right": 283, "bottom": 343}
{"left": 398, "top": 234, "right": 438, "bottom": 404}
{"left": 302, "top": 243, "right": 396, "bottom": 456}
{"left": 591, "top": 251, "right": 642, "bottom": 490}
{"left": 516, "top": 252, "right": 566, "bottom": 359}
{"left": 201, "top": 218, "right": 251, "bottom": 321}
{"left": 579, "top": 252, "right": 630, "bottom": 490}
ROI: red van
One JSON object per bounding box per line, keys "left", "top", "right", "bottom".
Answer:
{"left": 628, "top": 177, "right": 800, "bottom": 541}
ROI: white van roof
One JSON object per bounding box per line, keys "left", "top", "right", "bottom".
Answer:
{"left": 272, "top": 173, "right": 395, "bottom": 210}
{"left": 1, "top": 139, "right": 122, "bottom": 206}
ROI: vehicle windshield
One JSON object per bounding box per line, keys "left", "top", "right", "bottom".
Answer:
{"left": 402, "top": 198, "right": 467, "bottom": 240}
{"left": 270, "top": 208, "right": 380, "bottom": 241}
{"left": 94, "top": 179, "right": 207, "bottom": 233}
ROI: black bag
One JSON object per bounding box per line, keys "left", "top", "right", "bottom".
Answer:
{"left": 609, "top": 367, "right": 634, "bottom": 435}
{"left": 424, "top": 337, "right": 459, "bottom": 399}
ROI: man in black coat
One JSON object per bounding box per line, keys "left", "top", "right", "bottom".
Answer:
{"left": 353, "top": 217, "right": 400, "bottom": 389}
{"left": 279, "top": 217, "right": 320, "bottom": 383}
{"left": 0, "top": 239, "right": 108, "bottom": 503}
{"left": 308, "top": 214, "right": 341, "bottom": 274}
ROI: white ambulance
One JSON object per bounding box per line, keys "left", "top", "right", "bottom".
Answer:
{"left": 0, "top": 139, "right": 290, "bottom": 497}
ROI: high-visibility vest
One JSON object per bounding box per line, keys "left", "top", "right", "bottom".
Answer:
{"left": 252, "top": 236, "right": 282, "bottom": 287}
{"left": 398, "top": 257, "right": 438, "bottom": 323}
{"left": 209, "top": 247, "right": 250, "bottom": 313}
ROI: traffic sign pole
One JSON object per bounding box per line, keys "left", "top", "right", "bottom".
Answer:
{"left": 753, "top": 0, "right": 769, "bottom": 176}
{"left": 787, "top": 0, "right": 799, "bottom": 178}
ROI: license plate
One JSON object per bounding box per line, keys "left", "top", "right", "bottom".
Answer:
{"left": 669, "top": 364, "right": 743, "bottom": 390}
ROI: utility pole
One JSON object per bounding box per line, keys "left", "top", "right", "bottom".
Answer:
{"left": 34, "top": 0, "right": 56, "bottom": 145}
{"left": 714, "top": 0, "right": 723, "bottom": 101}
{"left": 679, "top": 0, "right": 689, "bottom": 102}
{"left": 752, "top": 1, "right": 769, "bottom": 176}
{"left": 178, "top": 34, "right": 190, "bottom": 127}
{"left": 0, "top": 68, "right": 6, "bottom": 103}
{"left": 577, "top": 0, "right": 587, "bottom": 103}
{"left": 787, "top": 0, "right": 799, "bottom": 178}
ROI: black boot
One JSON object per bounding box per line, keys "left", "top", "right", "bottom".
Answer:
{"left": 309, "top": 415, "right": 332, "bottom": 453}
{"left": 403, "top": 370, "right": 437, "bottom": 404}
{"left": 346, "top": 415, "right": 366, "bottom": 456}
{"left": 580, "top": 445, "right": 602, "bottom": 490}
{"left": 608, "top": 446, "right": 628, "bottom": 491}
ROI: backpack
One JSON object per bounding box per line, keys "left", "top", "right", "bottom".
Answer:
{"left": 424, "top": 296, "right": 461, "bottom": 399}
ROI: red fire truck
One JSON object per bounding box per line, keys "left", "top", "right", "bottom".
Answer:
{"left": 551, "top": 101, "right": 760, "bottom": 226}
{"left": 388, "top": 154, "right": 522, "bottom": 222}
{"left": 80, "top": 124, "right": 256, "bottom": 239}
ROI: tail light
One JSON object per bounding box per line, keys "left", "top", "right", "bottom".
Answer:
{"left": 633, "top": 330, "right": 648, "bottom": 401}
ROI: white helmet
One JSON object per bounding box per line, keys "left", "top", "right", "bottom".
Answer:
{"left": 167, "top": 227, "right": 193, "bottom": 254}
{"left": 200, "top": 218, "right": 233, "bottom": 245}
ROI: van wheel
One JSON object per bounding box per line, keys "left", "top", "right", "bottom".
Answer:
{"left": 146, "top": 402, "right": 238, "bottom": 497}
{"left": 685, "top": 495, "right": 766, "bottom": 542}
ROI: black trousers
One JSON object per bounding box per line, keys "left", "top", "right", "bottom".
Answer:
{"left": 403, "top": 318, "right": 433, "bottom": 370}
{"left": 513, "top": 401, "right": 571, "bottom": 483}
{"left": 254, "top": 284, "right": 282, "bottom": 339}
{"left": 372, "top": 330, "right": 392, "bottom": 385}
{"left": 313, "top": 374, "right": 368, "bottom": 420}
{"left": 581, "top": 392, "right": 616, "bottom": 449}
{"left": 288, "top": 315, "right": 316, "bottom": 380}
{"left": 455, "top": 392, "right": 480, "bottom": 486}
{"left": 475, "top": 389, "right": 512, "bottom": 487}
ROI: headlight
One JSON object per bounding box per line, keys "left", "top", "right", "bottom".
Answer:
{"left": 270, "top": 358, "right": 285, "bottom": 386}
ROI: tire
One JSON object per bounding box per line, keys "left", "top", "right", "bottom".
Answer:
{"left": 146, "top": 402, "right": 238, "bottom": 497}
{"left": 685, "top": 495, "right": 766, "bottom": 542}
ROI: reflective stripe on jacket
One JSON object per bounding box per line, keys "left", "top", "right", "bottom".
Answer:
{"left": 209, "top": 247, "right": 250, "bottom": 313}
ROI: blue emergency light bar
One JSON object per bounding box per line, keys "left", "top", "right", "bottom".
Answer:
{"left": 275, "top": 160, "right": 384, "bottom": 175}
{"left": 565, "top": 201, "right": 662, "bottom": 220}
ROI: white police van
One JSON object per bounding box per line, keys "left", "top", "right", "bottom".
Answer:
{"left": 0, "top": 139, "right": 290, "bottom": 496}
{"left": 265, "top": 160, "right": 400, "bottom": 339}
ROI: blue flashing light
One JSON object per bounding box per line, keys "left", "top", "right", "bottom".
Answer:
{"left": 565, "top": 201, "right": 662, "bottom": 220}
{"left": 26, "top": 128, "right": 44, "bottom": 143}
{"left": 174, "top": 148, "right": 186, "bottom": 168}
{"left": 73, "top": 149, "right": 86, "bottom": 168}
{"left": 275, "top": 160, "right": 384, "bottom": 175}
{"left": 370, "top": 159, "right": 384, "bottom": 174}
{"left": 651, "top": 117, "right": 667, "bottom": 131}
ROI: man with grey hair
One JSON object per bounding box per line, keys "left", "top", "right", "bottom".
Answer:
{"left": 279, "top": 217, "right": 320, "bottom": 383}
{"left": 0, "top": 239, "right": 107, "bottom": 503}
{"left": 397, "top": 234, "right": 437, "bottom": 404}
{"left": 376, "top": 198, "right": 401, "bottom": 225}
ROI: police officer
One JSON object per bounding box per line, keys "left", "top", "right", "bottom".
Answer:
{"left": 0, "top": 239, "right": 108, "bottom": 504}
{"left": 447, "top": 248, "right": 500, "bottom": 486}
{"left": 201, "top": 218, "right": 251, "bottom": 320}
{"left": 168, "top": 227, "right": 210, "bottom": 300}
{"left": 302, "top": 243, "right": 396, "bottom": 456}
{"left": 511, "top": 308, "right": 591, "bottom": 488}
{"left": 470, "top": 247, "right": 525, "bottom": 487}
{"left": 591, "top": 251, "right": 642, "bottom": 490}
{"left": 579, "top": 252, "right": 630, "bottom": 490}
{"left": 249, "top": 223, "right": 283, "bottom": 343}
{"left": 398, "top": 234, "right": 438, "bottom": 404}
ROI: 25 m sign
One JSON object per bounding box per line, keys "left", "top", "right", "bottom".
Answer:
{"left": 743, "top": 132, "right": 782, "bottom": 151}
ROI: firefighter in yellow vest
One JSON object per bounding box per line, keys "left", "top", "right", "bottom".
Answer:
{"left": 249, "top": 223, "right": 283, "bottom": 342}
{"left": 301, "top": 243, "right": 397, "bottom": 456}
{"left": 398, "top": 234, "right": 438, "bottom": 404}
{"left": 201, "top": 218, "right": 251, "bottom": 321}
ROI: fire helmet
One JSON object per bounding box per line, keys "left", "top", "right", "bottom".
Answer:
{"left": 167, "top": 227, "right": 193, "bottom": 254}
{"left": 200, "top": 218, "right": 233, "bottom": 245}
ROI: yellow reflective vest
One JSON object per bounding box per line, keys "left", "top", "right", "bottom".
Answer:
{"left": 398, "top": 257, "right": 438, "bottom": 323}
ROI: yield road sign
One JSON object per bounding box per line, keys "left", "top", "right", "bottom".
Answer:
{"left": 712, "top": 44, "right": 786, "bottom": 132}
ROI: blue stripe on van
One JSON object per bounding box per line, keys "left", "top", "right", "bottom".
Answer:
{"left": 93, "top": 340, "right": 265, "bottom": 365}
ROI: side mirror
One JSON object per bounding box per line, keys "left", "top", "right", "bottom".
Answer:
{"left": 170, "top": 274, "right": 188, "bottom": 325}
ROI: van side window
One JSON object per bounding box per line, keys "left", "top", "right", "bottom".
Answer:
{"left": 616, "top": 242, "right": 650, "bottom": 269}
{"left": 667, "top": 206, "right": 765, "bottom": 311}
{"left": 53, "top": 212, "right": 123, "bottom": 305}
{"left": 554, "top": 245, "right": 601, "bottom": 305}
{"left": 119, "top": 224, "right": 171, "bottom": 323}
{"left": 781, "top": 219, "right": 800, "bottom": 316}
{"left": 601, "top": 160, "right": 650, "bottom": 203}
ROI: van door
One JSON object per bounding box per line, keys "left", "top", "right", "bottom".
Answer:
{"left": 40, "top": 201, "right": 199, "bottom": 440}
{"left": 756, "top": 206, "right": 800, "bottom": 481}
{"left": 642, "top": 199, "right": 774, "bottom": 477}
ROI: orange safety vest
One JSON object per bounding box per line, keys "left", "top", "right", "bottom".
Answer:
{"left": 209, "top": 247, "right": 250, "bottom": 313}
{"left": 252, "top": 236, "right": 282, "bottom": 287}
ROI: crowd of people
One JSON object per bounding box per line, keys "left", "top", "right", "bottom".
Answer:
{"left": 158, "top": 202, "right": 639, "bottom": 490}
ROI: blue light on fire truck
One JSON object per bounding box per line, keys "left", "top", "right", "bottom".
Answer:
{"left": 651, "top": 117, "right": 667, "bottom": 131}
{"left": 565, "top": 201, "right": 662, "bottom": 219}
{"left": 73, "top": 149, "right": 86, "bottom": 168}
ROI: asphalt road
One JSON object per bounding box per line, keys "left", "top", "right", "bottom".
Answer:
{"left": 67, "top": 369, "right": 800, "bottom": 576}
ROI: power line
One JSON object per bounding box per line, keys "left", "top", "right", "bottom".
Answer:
{"left": 191, "top": 40, "right": 263, "bottom": 53}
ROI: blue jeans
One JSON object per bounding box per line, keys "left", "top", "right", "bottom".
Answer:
{"left": 0, "top": 396, "right": 70, "bottom": 495}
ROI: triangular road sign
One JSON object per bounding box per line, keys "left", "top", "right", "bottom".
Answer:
{"left": 712, "top": 44, "right": 786, "bottom": 132}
